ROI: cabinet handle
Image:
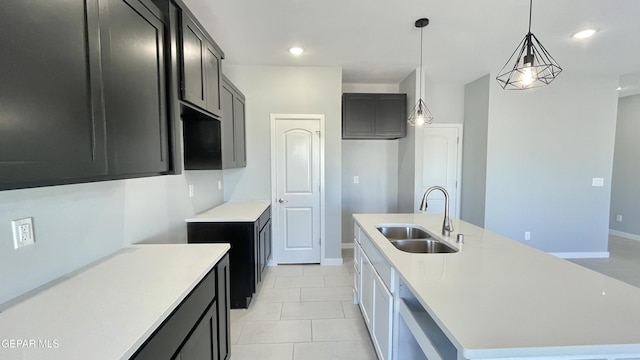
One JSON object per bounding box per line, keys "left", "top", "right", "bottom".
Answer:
{"left": 278, "top": 198, "right": 288, "bottom": 204}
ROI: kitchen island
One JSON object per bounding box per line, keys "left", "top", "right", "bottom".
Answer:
{"left": 353, "top": 213, "right": 640, "bottom": 360}
{"left": 0, "top": 244, "right": 230, "bottom": 360}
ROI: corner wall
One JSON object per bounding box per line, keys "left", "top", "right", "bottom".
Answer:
{"left": 484, "top": 73, "right": 619, "bottom": 254}
{"left": 610, "top": 94, "right": 640, "bottom": 237}
{"left": 397, "top": 70, "right": 418, "bottom": 212}
{"left": 460, "top": 75, "right": 490, "bottom": 227}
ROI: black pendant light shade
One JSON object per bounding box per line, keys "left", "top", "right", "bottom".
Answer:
{"left": 496, "top": 0, "right": 562, "bottom": 90}
{"left": 408, "top": 98, "right": 433, "bottom": 126}
{"left": 408, "top": 18, "right": 434, "bottom": 126}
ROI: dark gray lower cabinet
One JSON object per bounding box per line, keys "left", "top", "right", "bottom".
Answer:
{"left": 187, "top": 206, "right": 271, "bottom": 309}
{"left": 131, "top": 253, "right": 229, "bottom": 360}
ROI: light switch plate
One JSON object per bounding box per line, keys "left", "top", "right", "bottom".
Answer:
{"left": 12, "top": 217, "right": 35, "bottom": 249}
{"left": 188, "top": 184, "right": 195, "bottom": 198}
{"left": 592, "top": 178, "right": 604, "bottom": 187}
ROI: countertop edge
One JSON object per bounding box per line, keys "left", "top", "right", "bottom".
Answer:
{"left": 185, "top": 201, "right": 270, "bottom": 223}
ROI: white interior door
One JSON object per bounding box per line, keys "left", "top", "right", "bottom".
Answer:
{"left": 273, "top": 115, "right": 322, "bottom": 264}
{"left": 421, "top": 126, "right": 462, "bottom": 216}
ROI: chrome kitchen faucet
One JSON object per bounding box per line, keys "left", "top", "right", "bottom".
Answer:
{"left": 419, "top": 186, "right": 454, "bottom": 237}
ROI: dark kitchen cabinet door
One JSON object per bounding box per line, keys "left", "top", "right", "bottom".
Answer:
{"left": 221, "top": 76, "right": 247, "bottom": 169}
{"left": 100, "top": 0, "right": 169, "bottom": 176}
{"left": 204, "top": 42, "right": 222, "bottom": 115}
{"left": 181, "top": 12, "right": 222, "bottom": 118}
{"left": 0, "top": 0, "right": 108, "bottom": 190}
{"left": 181, "top": 13, "right": 206, "bottom": 110}
{"left": 258, "top": 218, "right": 272, "bottom": 281}
{"left": 216, "top": 253, "right": 231, "bottom": 360}
{"left": 342, "top": 94, "right": 375, "bottom": 137}
{"left": 342, "top": 93, "right": 407, "bottom": 139}
{"left": 375, "top": 94, "right": 406, "bottom": 137}
{"left": 233, "top": 96, "right": 247, "bottom": 168}
{"left": 178, "top": 301, "right": 219, "bottom": 360}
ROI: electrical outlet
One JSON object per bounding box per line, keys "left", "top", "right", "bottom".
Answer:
{"left": 353, "top": 176, "right": 359, "bottom": 184}
{"left": 218, "top": 180, "right": 222, "bottom": 190}
{"left": 592, "top": 178, "right": 604, "bottom": 187}
{"left": 188, "top": 184, "right": 195, "bottom": 198}
{"left": 12, "top": 217, "right": 35, "bottom": 249}
{"left": 616, "top": 214, "right": 623, "bottom": 222}
{"left": 524, "top": 231, "right": 531, "bottom": 241}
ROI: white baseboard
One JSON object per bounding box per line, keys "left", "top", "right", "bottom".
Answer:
{"left": 341, "top": 242, "right": 354, "bottom": 249}
{"left": 609, "top": 229, "right": 640, "bottom": 242}
{"left": 322, "top": 258, "right": 343, "bottom": 266}
{"left": 550, "top": 252, "right": 610, "bottom": 259}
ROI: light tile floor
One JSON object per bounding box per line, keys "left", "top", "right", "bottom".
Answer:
{"left": 569, "top": 235, "right": 640, "bottom": 288}
{"left": 230, "top": 236, "right": 640, "bottom": 359}
{"left": 230, "top": 249, "right": 377, "bottom": 360}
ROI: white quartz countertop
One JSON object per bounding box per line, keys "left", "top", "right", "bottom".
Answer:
{"left": 354, "top": 213, "right": 640, "bottom": 359}
{"left": 0, "top": 244, "right": 230, "bottom": 360}
{"left": 185, "top": 201, "right": 270, "bottom": 223}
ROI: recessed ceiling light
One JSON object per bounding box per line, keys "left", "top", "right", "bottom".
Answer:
{"left": 572, "top": 29, "right": 597, "bottom": 39}
{"left": 288, "top": 47, "right": 304, "bottom": 56}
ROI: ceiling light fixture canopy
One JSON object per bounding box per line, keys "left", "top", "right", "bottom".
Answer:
{"left": 496, "top": 0, "right": 562, "bottom": 90}
{"left": 288, "top": 47, "right": 304, "bottom": 55}
{"left": 408, "top": 18, "right": 434, "bottom": 126}
{"left": 572, "top": 29, "right": 597, "bottom": 39}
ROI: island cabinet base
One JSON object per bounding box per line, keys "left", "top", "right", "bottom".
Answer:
{"left": 132, "top": 253, "right": 230, "bottom": 360}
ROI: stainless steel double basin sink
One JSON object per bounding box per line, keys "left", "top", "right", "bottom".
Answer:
{"left": 376, "top": 225, "right": 458, "bottom": 254}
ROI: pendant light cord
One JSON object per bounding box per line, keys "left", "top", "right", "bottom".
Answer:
{"left": 419, "top": 26, "right": 423, "bottom": 100}
{"left": 528, "top": 0, "right": 532, "bottom": 33}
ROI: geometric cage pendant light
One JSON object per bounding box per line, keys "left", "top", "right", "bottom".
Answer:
{"left": 408, "top": 18, "right": 434, "bottom": 126}
{"left": 496, "top": 0, "right": 562, "bottom": 90}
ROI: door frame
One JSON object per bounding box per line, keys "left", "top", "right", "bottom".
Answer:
{"left": 270, "top": 114, "right": 325, "bottom": 265}
{"left": 415, "top": 123, "right": 463, "bottom": 217}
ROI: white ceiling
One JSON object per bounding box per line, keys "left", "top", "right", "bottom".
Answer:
{"left": 184, "top": 0, "right": 640, "bottom": 86}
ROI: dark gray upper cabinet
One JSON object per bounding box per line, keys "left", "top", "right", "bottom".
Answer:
{"left": 100, "top": 0, "right": 169, "bottom": 176}
{"left": 221, "top": 76, "right": 247, "bottom": 169}
{"left": 0, "top": 0, "right": 108, "bottom": 190}
{"left": 0, "top": 0, "right": 173, "bottom": 191}
{"left": 181, "top": 12, "right": 223, "bottom": 118}
{"left": 342, "top": 93, "right": 407, "bottom": 139}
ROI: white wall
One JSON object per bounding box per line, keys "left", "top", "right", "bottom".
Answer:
{"left": 610, "top": 94, "right": 640, "bottom": 236}
{"left": 484, "top": 72, "right": 619, "bottom": 254}
{"left": 341, "top": 140, "right": 399, "bottom": 245}
{"left": 222, "top": 65, "right": 343, "bottom": 260}
{"left": 0, "top": 164, "right": 224, "bottom": 304}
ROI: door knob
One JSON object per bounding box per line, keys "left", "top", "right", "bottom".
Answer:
{"left": 278, "top": 198, "right": 288, "bottom": 203}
